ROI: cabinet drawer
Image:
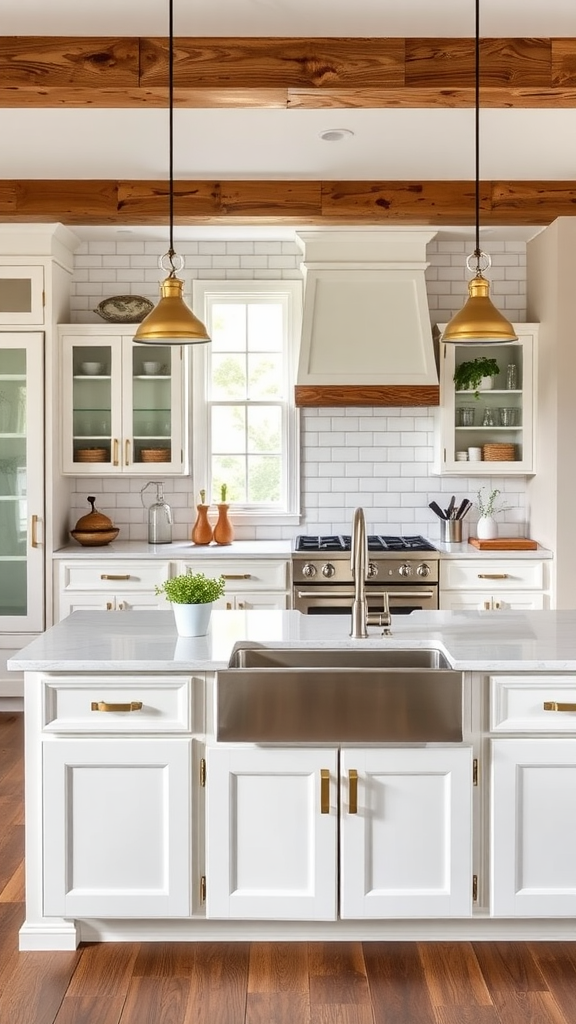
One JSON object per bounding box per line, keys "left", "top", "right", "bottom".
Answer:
{"left": 441, "top": 559, "right": 545, "bottom": 591}
{"left": 178, "top": 559, "right": 288, "bottom": 591}
{"left": 60, "top": 561, "right": 171, "bottom": 592}
{"left": 42, "top": 675, "right": 199, "bottom": 733}
{"left": 490, "top": 675, "right": 576, "bottom": 732}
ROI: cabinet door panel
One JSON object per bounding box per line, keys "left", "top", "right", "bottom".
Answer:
{"left": 43, "top": 738, "right": 191, "bottom": 918}
{"left": 206, "top": 746, "right": 338, "bottom": 920}
{"left": 340, "top": 747, "right": 473, "bottom": 918}
{"left": 491, "top": 738, "right": 576, "bottom": 917}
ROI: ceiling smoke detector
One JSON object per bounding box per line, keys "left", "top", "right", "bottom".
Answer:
{"left": 319, "top": 128, "right": 355, "bottom": 142}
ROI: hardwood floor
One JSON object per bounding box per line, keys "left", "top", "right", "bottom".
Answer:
{"left": 1, "top": 710, "right": 576, "bottom": 1024}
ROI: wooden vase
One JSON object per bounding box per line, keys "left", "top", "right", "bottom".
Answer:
{"left": 213, "top": 503, "right": 234, "bottom": 545}
{"left": 191, "top": 505, "right": 213, "bottom": 545}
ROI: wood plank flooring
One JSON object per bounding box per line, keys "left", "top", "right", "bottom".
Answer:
{"left": 2, "top": 710, "right": 576, "bottom": 1024}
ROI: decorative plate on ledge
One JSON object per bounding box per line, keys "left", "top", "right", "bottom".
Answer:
{"left": 94, "top": 295, "right": 154, "bottom": 323}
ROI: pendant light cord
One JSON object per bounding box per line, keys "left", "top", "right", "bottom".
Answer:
{"left": 168, "top": 0, "right": 175, "bottom": 270}
{"left": 474, "top": 0, "right": 481, "bottom": 268}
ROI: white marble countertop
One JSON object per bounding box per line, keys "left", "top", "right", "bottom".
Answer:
{"left": 8, "top": 608, "right": 576, "bottom": 672}
{"left": 53, "top": 540, "right": 293, "bottom": 558}
{"left": 54, "top": 538, "right": 553, "bottom": 560}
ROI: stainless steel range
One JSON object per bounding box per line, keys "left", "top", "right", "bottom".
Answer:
{"left": 292, "top": 534, "right": 439, "bottom": 616}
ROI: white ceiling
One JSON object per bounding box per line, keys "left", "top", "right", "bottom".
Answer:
{"left": 2, "top": 0, "right": 575, "bottom": 243}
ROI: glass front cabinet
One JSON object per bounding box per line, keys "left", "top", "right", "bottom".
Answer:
{"left": 0, "top": 332, "right": 44, "bottom": 632}
{"left": 434, "top": 325, "right": 537, "bottom": 476}
{"left": 60, "top": 325, "right": 187, "bottom": 475}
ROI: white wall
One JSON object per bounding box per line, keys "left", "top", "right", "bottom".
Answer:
{"left": 67, "top": 235, "right": 529, "bottom": 543}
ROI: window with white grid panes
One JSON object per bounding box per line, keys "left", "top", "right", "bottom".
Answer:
{"left": 192, "top": 282, "right": 301, "bottom": 518}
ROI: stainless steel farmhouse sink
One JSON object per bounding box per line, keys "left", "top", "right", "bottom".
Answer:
{"left": 216, "top": 645, "right": 462, "bottom": 744}
{"left": 227, "top": 646, "right": 451, "bottom": 670}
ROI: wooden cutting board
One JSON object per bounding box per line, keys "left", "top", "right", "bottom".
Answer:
{"left": 468, "top": 538, "right": 538, "bottom": 550}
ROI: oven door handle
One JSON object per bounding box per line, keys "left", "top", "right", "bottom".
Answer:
{"left": 294, "top": 589, "right": 437, "bottom": 599}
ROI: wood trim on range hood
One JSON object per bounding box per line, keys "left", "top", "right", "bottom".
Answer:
{"left": 295, "top": 229, "right": 440, "bottom": 407}
{"left": 295, "top": 384, "right": 439, "bottom": 407}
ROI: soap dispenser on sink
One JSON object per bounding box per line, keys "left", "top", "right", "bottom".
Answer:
{"left": 140, "top": 480, "right": 173, "bottom": 544}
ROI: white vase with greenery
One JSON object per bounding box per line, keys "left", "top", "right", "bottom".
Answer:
{"left": 474, "top": 487, "right": 512, "bottom": 541}
{"left": 155, "top": 572, "right": 226, "bottom": 637}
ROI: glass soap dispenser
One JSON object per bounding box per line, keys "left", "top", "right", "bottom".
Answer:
{"left": 140, "top": 480, "right": 173, "bottom": 544}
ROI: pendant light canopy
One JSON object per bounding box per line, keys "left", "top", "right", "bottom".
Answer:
{"left": 442, "top": 0, "right": 517, "bottom": 346}
{"left": 134, "top": 0, "right": 210, "bottom": 346}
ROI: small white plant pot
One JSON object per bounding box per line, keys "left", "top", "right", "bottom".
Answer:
{"left": 172, "top": 602, "right": 213, "bottom": 637}
{"left": 479, "top": 376, "right": 494, "bottom": 391}
{"left": 476, "top": 515, "right": 498, "bottom": 540}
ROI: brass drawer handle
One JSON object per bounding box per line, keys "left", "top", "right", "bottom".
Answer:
{"left": 222, "top": 573, "right": 252, "bottom": 580}
{"left": 477, "top": 573, "right": 509, "bottom": 580}
{"left": 349, "top": 769, "right": 358, "bottom": 814}
{"left": 101, "top": 574, "right": 131, "bottom": 580}
{"left": 91, "top": 701, "right": 143, "bottom": 713}
{"left": 543, "top": 701, "right": 576, "bottom": 713}
{"left": 320, "top": 769, "right": 330, "bottom": 814}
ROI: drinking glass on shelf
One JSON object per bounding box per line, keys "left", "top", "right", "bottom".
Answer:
{"left": 506, "top": 364, "right": 518, "bottom": 390}
{"left": 499, "top": 407, "right": 517, "bottom": 426}
{"left": 458, "top": 406, "right": 475, "bottom": 426}
{"left": 482, "top": 408, "right": 495, "bottom": 427}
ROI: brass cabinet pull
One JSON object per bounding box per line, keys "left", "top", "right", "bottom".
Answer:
{"left": 30, "top": 514, "right": 40, "bottom": 548}
{"left": 237, "top": 601, "right": 245, "bottom": 609}
{"left": 91, "top": 701, "right": 143, "bottom": 713}
{"left": 113, "top": 438, "right": 119, "bottom": 467}
{"left": 101, "top": 574, "right": 131, "bottom": 581}
{"left": 349, "top": 769, "right": 358, "bottom": 814}
{"left": 543, "top": 701, "right": 576, "bottom": 713}
{"left": 320, "top": 769, "right": 330, "bottom": 814}
{"left": 125, "top": 439, "right": 130, "bottom": 465}
{"left": 222, "top": 573, "right": 252, "bottom": 580}
{"left": 477, "top": 573, "right": 509, "bottom": 579}
{"left": 226, "top": 602, "right": 233, "bottom": 610}
{"left": 106, "top": 602, "right": 113, "bottom": 610}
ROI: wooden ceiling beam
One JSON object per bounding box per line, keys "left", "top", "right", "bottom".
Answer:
{"left": 1, "top": 179, "right": 575, "bottom": 226}
{"left": 1, "top": 36, "right": 576, "bottom": 108}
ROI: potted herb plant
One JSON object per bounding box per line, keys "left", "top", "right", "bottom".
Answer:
{"left": 155, "top": 572, "right": 226, "bottom": 636}
{"left": 473, "top": 487, "right": 513, "bottom": 540}
{"left": 453, "top": 357, "right": 501, "bottom": 399}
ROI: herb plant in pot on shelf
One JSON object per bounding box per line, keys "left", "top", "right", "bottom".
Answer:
{"left": 474, "top": 487, "right": 512, "bottom": 541}
{"left": 155, "top": 572, "right": 226, "bottom": 636}
{"left": 453, "top": 357, "right": 501, "bottom": 399}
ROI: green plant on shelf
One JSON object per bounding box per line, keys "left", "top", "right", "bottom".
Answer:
{"left": 474, "top": 487, "right": 513, "bottom": 518}
{"left": 453, "top": 357, "right": 501, "bottom": 399}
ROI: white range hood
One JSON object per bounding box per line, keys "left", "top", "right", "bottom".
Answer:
{"left": 295, "top": 229, "right": 440, "bottom": 407}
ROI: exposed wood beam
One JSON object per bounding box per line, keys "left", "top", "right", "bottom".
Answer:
{"left": 1, "top": 36, "right": 576, "bottom": 108}
{"left": 1, "top": 180, "right": 575, "bottom": 226}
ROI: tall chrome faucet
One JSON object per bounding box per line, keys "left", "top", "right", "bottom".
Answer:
{"left": 350, "top": 507, "right": 391, "bottom": 638}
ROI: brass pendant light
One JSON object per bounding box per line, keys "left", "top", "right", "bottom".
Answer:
{"left": 442, "top": 0, "right": 517, "bottom": 345}
{"left": 134, "top": 0, "right": 210, "bottom": 345}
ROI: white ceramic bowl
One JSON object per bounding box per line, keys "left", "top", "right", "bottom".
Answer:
{"left": 81, "top": 362, "right": 103, "bottom": 375}
{"left": 143, "top": 362, "right": 162, "bottom": 375}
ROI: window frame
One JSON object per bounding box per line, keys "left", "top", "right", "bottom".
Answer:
{"left": 191, "top": 280, "right": 302, "bottom": 525}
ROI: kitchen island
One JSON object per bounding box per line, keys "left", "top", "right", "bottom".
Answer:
{"left": 9, "top": 608, "right": 576, "bottom": 949}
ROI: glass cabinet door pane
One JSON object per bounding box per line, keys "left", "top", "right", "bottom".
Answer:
{"left": 72, "top": 345, "right": 112, "bottom": 466}
{"left": 132, "top": 345, "right": 172, "bottom": 466}
{"left": 0, "top": 278, "right": 31, "bottom": 314}
{"left": 0, "top": 347, "right": 28, "bottom": 617}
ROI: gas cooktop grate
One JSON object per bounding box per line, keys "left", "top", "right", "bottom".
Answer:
{"left": 295, "top": 535, "right": 437, "bottom": 553}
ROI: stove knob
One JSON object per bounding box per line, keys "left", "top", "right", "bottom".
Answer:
{"left": 322, "top": 562, "right": 336, "bottom": 578}
{"left": 398, "top": 562, "right": 413, "bottom": 578}
{"left": 302, "top": 562, "right": 317, "bottom": 579}
{"left": 417, "top": 562, "right": 431, "bottom": 578}
{"left": 367, "top": 562, "right": 378, "bottom": 579}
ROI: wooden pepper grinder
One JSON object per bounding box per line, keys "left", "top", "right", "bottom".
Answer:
{"left": 191, "top": 489, "right": 213, "bottom": 545}
{"left": 213, "top": 483, "right": 234, "bottom": 545}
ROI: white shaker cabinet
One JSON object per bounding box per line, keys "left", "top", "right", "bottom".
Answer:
{"left": 178, "top": 558, "right": 289, "bottom": 612}
{"left": 54, "top": 559, "right": 172, "bottom": 621}
{"left": 43, "top": 737, "right": 192, "bottom": 918}
{"left": 205, "top": 744, "right": 473, "bottom": 921}
{"left": 434, "top": 326, "right": 537, "bottom": 475}
{"left": 440, "top": 558, "right": 550, "bottom": 611}
{"left": 59, "top": 324, "right": 187, "bottom": 475}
